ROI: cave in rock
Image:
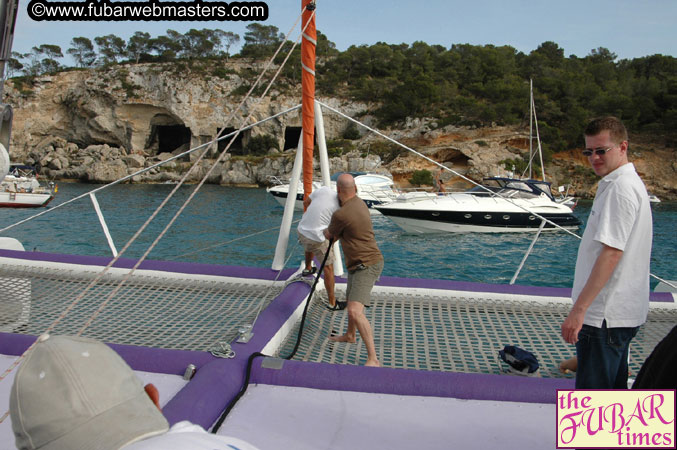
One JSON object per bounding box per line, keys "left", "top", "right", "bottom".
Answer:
{"left": 217, "top": 127, "right": 245, "bottom": 154}
{"left": 283, "top": 127, "right": 317, "bottom": 151}
{"left": 283, "top": 126, "right": 302, "bottom": 150}
{"left": 156, "top": 124, "right": 192, "bottom": 154}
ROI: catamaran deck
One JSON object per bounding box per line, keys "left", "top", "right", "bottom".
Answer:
{"left": 2, "top": 249, "right": 674, "bottom": 376}
{"left": 1, "top": 249, "right": 675, "bottom": 449}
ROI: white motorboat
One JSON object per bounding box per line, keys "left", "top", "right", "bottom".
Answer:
{"left": 0, "top": 165, "right": 56, "bottom": 208}
{"left": 375, "top": 81, "right": 581, "bottom": 233}
{"left": 375, "top": 177, "right": 581, "bottom": 233}
{"left": 648, "top": 193, "right": 661, "bottom": 203}
{"left": 266, "top": 171, "right": 396, "bottom": 211}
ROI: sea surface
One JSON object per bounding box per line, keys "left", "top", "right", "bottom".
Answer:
{"left": 1, "top": 182, "right": 675, "bottom": 289}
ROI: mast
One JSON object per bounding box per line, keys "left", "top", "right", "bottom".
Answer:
{"left": 271, "top": 1, "right": 317, "bottom": 270}
{"left": 528, "top": 79, "right": 533, "bottom": 180}
{"left": 0, "top": 0, "right": 19, "bottom": 97}
{"left": 301, "top": 0, "right": 316, "bottom": 203}
{"left": 0, "top": 0, "right": 18, "bottom": 152}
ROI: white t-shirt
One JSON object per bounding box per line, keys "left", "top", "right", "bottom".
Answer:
{"left": 572, "top": 163, "right": 653, "bottom": 328}
{"left": 123, "top": 421, "right": 260, "bottom": 450}
{"left": 297, "top": 186, "right": 340, "bottom": 242}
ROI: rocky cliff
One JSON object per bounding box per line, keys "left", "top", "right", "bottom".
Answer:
{"left": 3, "top": 62, "right": 676, "bottom": 199}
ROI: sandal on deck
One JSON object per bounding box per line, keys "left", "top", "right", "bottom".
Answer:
{"left": 326, "top": 301, "right": 347, "bottom": 311}
{"left": 301, "top": 267, "right": 317, "bottom": 277}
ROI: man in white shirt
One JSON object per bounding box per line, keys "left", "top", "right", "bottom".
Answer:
{"left": 561, "top": 116, "right": 653, "bottom": 389}
{"left": 297, "top": 185, "right": 340, "bottom": 309}
{"left": 9, "top": 334, "right": 259, "bottom": 450}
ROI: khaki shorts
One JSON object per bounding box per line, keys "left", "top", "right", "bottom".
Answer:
{"left": 298, "top": 231, "right": 334, "bottom": 266}
{"left": 345, "top": 259, "right": 384, "bottom": 307}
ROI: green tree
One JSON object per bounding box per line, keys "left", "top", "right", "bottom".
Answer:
{"left": 94, "top": 35, "right": 126, "bottom": 64}
{"left": 126, "top": 32, "right": 152, "bottom": 63}
{"left": 7, "top": 52, "right": 24, "bottom": 77}
{"left": 409, "top": 169, "right": 433, "bottom": 186}
{"left": 214, "top": 30, "right": 240, "bottom": 60}
{"left": 342, "top": 123, "right": 360, "bottom": 140}
{"left": 240, "top": 23, "right": 283, "bottom": 58}
{"left": 23, "top": 45, "right": 63, "bottom": 75}
{"left": 67, "top": 37, "right": 96, "bottom": 68}
{"left": 151, "top": 32, "right": 182, "bottom": 61}
{"left": 243, "top": 134, "right": 279, "bottom": 156}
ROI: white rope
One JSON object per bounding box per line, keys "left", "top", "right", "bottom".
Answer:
{"left": 510, "top": 219, "right": 546, "bottom": 284}
{"left": 651, "top": 276, "right": 677, "bottom": 290}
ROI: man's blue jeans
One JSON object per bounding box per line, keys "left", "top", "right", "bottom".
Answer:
{"left": 575, "top": 321, "right": 639, "bottom": 389}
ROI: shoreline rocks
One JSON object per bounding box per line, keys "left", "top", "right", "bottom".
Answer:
{"left": 29, "top": 138, "right": 391, "bottom": 187}
{"left": 4, "top": 64, "right": 675, "bottom": 199}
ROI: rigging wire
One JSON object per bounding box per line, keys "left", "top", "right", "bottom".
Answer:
{"left": 212, "top": 4, "right": 324, "bottom": 433}
{"left": 171, "top": 219, "right": 301, "bottom": 260}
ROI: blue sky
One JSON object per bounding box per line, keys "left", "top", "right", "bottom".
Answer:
{"left": 10, "top": 0, "right": 677, "bottom": 63}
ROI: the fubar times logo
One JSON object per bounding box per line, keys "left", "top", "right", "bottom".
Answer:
{"left": 556, "top": 390, "right": 676, "bottom": 448}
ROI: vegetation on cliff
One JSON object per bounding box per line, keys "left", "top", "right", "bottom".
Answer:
{"left": 10, "top": 24, "right": 677, "bottom": 158}
{"left": 6, "top": 24, "right": 676, "bottom": 198}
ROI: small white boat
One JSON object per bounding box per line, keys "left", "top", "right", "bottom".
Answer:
{"left": 267, "top": 171, "right": 396, "bottom": 211}
{"left": 0, "top": 165, "right": 56, "bottom": 208}
{"left": 648, "top": 193, "right": 661, "bottom": 203}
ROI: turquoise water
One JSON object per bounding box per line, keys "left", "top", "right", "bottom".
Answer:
{"left": 1, "top": 182, "right": 675, "bottom": 289}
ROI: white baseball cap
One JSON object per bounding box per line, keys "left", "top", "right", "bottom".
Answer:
{"left": 10, "top": 334, "right": 169, "bottom": 450}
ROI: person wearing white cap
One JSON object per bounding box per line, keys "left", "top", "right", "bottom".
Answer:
{"left": 9, "top": 334, "right": 259, "bottom": 450}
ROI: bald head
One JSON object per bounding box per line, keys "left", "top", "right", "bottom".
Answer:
{"left": 336, "top": 173, "right": 357, "bottom": 202}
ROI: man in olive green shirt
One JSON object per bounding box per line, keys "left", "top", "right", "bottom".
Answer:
{"left": 324, "top": 173, "right": 384, "bottom": 367}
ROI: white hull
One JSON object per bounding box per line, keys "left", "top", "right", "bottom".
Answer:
{"left": 0, "top": 191, "right": 54, "bottom": 208}
{"left": 269, "top": 192, "right": 384, "bottom": 215}
{"left": 267, "top": 173, "right": 396, "bottom": 214}
{"left": 376, "top": 187, "right": 582, "bottom": 234}
{"left": 1, "top": 171, "right": 56, "bottom": 208}
{"left": 385, "top": 214, "right": 580, "bottom": 234}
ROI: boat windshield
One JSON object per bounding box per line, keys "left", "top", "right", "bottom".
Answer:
{"left": 530, "top": 181, "right": 554, "bottom": 199}
{"left": 330, "top": 171, "right": 366, "bottom": 181}
{"left": 468, "top": 178, "right": 554, "bottom": 200}
{"left": 504, "top": 181, "right": 531, "bottom": 191}
{"left": 8, "top": 165, "right": 38, "bottom": 178}
{"left": 354, "top": 174, "right": 392, "bottom": 185}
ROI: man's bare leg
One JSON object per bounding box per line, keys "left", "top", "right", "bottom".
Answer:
{"left": 349, "top": 302, "right": 380, "bottom": 366}
{"left": 323, "top": 264, "right": 336, "bottom": 307}
{"left": 330, "top": 302, "right": 380, "bottom": 367}
{"left": 304, "top": 251, "right": 314, "bottom": 272}
{"left": 559, "top": 356, "right": 577, "bottom": 374}
{"left": 329, "top": 311, "right": 356, "bottom": 343}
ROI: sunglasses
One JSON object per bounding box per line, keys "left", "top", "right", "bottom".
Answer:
{"left": 582, "top": 146, "right": 615, "bottom": 157}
